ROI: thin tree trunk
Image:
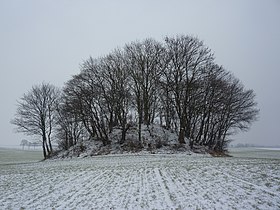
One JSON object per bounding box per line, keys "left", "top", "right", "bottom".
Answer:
{"left": 42, "top": 142, "right": 47, "bottom": 159}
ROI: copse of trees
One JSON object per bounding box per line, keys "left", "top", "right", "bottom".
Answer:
{"left": 12, "top": 35, "right": 259, "bottom": 158}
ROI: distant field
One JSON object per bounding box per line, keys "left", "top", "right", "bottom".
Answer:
{"left": 0, "top": 148, "right": 279, "bottom": 209}
{"left": 0, "top": 148, "right": 43, "bottom": 164}
{"left": 229, "top": 147, "right": 280, "bottom": 159}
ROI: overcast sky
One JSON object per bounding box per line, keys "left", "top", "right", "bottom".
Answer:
{"left": 0, "top": 0, "right": 279, "bottom": 147}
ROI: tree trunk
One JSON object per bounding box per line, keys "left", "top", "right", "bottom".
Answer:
{"left": 42, "top": 131, "right": 50, "bottom": 158}
{"left": 42, "top": 143, "right": 47, "bottom": 159}
{"left": 48, "top": 134, "right": 53, "bottom": 154}
{"left": 178, "top": 127, "right": 186, "bottom": 144}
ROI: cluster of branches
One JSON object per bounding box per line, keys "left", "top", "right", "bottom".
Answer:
{"left": 11, "top": 83, "right": 59, "bottom": 158}
{"left": 56, "top": 35, "right": 259, "bottom": 152}
{"left": 12, "top": 35, "right": 259, "bottom": 158}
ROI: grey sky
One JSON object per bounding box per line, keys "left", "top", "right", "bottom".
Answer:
{"left": 1, "top": 0, "right": 279, "bottom": 147}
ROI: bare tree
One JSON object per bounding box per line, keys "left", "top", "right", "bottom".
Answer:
{"left": 63, "top": 58, "right": 112, "bottom": 146}
{"left": 11, "top": 83, "right": 60, "bottom": 159}
{"left": 55, "top": 94, "right": 87, "bottom": 150}
{"left": 100, "top": 50, "right": 132, "bottom": 144}
{"left": 163, "top": 35, "right": 214, "bottom": 144}
{"left": 212, "top": 76, "right": 259, "bottom": 151}
{"left": 124, "top": 39, "right": 164, "bottom": 142}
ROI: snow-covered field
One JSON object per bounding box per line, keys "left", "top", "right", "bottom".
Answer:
{"left": 0, "top": 149, "right": 280, "bottom": 209}
{"left": 0, "top": 147, "right": 42, "bottom": 165}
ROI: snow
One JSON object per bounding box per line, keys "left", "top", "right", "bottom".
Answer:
{"left": 1, "top": 151, "right": 280, "bottom": 209}
{"left": 257, "top": 147, "right": 280, "bottom": 151}
{"left": 52, "top": 124, "right": 199, "bottom": 159}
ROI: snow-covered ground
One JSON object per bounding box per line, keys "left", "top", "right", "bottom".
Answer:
{"left": 0, "top": 150, "right": 280, "bottom": 209}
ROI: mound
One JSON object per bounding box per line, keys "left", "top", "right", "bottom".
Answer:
{"left": 51, "top": 124, "right": 209, "bottom": 159}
